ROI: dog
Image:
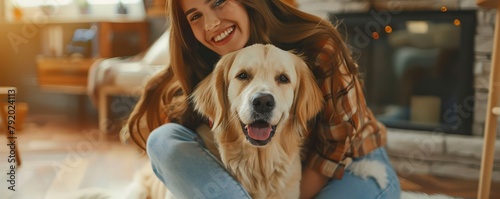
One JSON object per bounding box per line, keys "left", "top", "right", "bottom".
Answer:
{"left": 191, "top": 44, "right": 324, "bottom": 199}
{"left": 63, "top": 44, "right": 393, "bottom": 199}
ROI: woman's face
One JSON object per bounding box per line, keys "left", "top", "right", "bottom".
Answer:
{"left": 181, "top": 0, "right": 250, "bottom": 56}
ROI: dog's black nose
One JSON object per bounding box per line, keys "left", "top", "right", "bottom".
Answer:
{"left": 252, "top": 93, "right": 275, "bottom": 113}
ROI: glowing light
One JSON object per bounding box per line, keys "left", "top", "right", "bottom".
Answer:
{"left": 454, "top": 19, "right": 461, "bottom": 26}
{"left": 13, "top": 0, "right": 72, "bottom": 7}
{"left": 372, "top": 32, "right": 380, "bottom": 40}
{"left": 385, "top": 26, "right": 393, "bottom": 33}
{"left": 407, "top": 21, "right": 429, "bottom": 34}
{"left": 87, "top": 0, "right": 142, "bottom": 4}
{"left": 441, "top": 6, "right": 448, "bottom": 12}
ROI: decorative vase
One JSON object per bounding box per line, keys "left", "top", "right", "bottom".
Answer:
{"left": 117, "top": 2, "right": 128, "bottom": 15}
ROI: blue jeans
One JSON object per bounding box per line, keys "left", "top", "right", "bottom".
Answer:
{"left": 147, "top": 123, "right": 401, "bottom": 199}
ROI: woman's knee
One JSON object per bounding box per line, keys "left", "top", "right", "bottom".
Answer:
{"left": 146, "top": 123, "right": 198, "bottom": 164}
{"left": 150, "top": 122, "right": 199, "bottom": 145}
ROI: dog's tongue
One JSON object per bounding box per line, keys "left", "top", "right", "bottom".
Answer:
{"left": 246, "top": 121, "right": 272, "bottom": 141}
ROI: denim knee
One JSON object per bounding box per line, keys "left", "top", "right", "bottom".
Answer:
{"left": 145, "top": 123, "right": 251, "bottom": 199}
{"left": 147, "top": 123, "right": 197, "bottom": 145}
{"left": 146, "top": 123, "right": 198, "bottom": 182}
{"left": 147, "top": 123, "right": 198, "bottom": 159}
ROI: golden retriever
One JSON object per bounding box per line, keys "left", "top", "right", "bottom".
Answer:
{"left": 191, "top": 44, "right": 324, "bottom": 199}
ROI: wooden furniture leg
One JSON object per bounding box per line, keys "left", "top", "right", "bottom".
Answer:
{"left": 98, "top": 88, "right": 109, "bottom": 133}
{"left": 477, "top": 0, "right": 500, "bottom": 198}
{"left": 1, "top": 104, "right": 22, "bottom": 167}
{"left": 0, "top": 87, "right": 22, "bottom": 167}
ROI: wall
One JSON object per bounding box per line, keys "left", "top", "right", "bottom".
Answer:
{"left": 473, "top": 7, "right": 499, "bottom": 136}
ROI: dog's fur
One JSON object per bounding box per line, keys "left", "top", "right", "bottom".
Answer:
{"left": 191, "top": 44, "right": 324, "bottom": 198}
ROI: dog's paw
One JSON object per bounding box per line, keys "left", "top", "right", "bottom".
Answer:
{"left": 346, "top": 159, "right": 388, "bottom": 189}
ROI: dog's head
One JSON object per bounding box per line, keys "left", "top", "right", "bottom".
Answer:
{"left": 191, "top": 44, "right": 323, "bottom": 147}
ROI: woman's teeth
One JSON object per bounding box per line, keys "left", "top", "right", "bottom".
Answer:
{"left": 214, "top": 26, "right": 234, "bottom": 42}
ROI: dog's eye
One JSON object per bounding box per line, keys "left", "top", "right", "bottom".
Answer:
{"left": 278, "top": 75, "right": 289, "bottom": 83}
{"left": 237, "top": 73, "right": 249, "bottom": 80}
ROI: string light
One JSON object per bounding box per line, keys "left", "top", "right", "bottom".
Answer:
{"left": 385, "top": 26, "right": 393, "bottom": 33}
{"left": 441, "top": 6, "right": 448, "bottom": 12}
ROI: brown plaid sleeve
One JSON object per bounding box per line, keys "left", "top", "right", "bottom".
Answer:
{"left": 306, "top": 41, "right": 387, "bottom": 179}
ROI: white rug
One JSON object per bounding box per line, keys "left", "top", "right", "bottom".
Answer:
{"left": 402, "top": 191, "right": 462, "bottom": 199}
{"left": 62, "top": 189, "right": 463, "bottom": 199}
{"left": 59, "top": 162, "right": 463, "bottom": 199}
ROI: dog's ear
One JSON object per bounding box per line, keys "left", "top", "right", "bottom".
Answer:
{"left": 191, "top": 52, "right": 237, "bottom": 128}
{"left": 293, "top": 57, "right": 324, "bottom": 134}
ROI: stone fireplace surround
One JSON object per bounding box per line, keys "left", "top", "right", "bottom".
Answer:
{"left": 296, "top": 0, "right": 500, "bottom": 181}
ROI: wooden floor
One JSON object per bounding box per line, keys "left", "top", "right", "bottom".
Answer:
{"left": 0, "top": 114, "right": 147, "bottom": 199}
{"left": 400, "top": 173, "right": 500, "bottom": 199}
{"left": 1, "top": 113, "right": 499, "bottom": 199}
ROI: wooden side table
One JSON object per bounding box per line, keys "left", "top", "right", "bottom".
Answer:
{"left": 36, "top": 57, "right": 97, "bottom": 94}
{"left": 36, "top": 57, "right": 97, "bottom": 118}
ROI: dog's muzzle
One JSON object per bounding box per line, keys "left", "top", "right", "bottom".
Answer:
{"left": 240, "top": 93, "right": 277, "bottom": 146}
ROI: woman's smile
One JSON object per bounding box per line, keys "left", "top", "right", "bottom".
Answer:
{"left": 213, "top": 25, "right": 235, "bottom": 42}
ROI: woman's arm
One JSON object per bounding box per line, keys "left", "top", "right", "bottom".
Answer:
{"left": 300, "top": 167, "right": 329, "bottom": 199}
{"left": 299, "top": 38, "right": 386, "bottom": 197}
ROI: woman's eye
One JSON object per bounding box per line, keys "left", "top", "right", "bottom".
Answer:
{"left": 278, "top": 75, "right": 289, "bottom": 83}
{"left": 190, "top": 14, "right": 201, "bottom": 21}
{"left": 213, "top": 0, "right": 226, "bottom": 8}
{"left": 237, "top": 73, "right": 249, "bottom": 80}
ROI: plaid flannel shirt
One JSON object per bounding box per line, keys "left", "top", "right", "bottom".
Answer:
{"left": 305, "top": 39, "right": 387, "bottom": 179}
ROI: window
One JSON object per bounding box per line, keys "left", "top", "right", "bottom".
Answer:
{"left": 12, "top": 0, "right": 142, "bottom": 7}
{"left": 11, "top": 0, "right": 73, "bottom": 7}
{"left": 5, "top": 0, "right": 146, "bottom": 22}
{"left": 87, "top": 0, "right": 142, "bottom": 4}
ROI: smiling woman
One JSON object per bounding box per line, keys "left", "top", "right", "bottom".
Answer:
{"left": 181, "top": 0, "right": 250, "bottom": 56}
{"left": 127, "top": 0, "right": 402, "bottom": 198}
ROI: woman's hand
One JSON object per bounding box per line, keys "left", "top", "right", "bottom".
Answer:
{"left": 300, "top": 167, "right": 329, "bottom": 199}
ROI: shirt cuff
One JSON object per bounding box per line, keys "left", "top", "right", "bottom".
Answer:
{"left": 306, "top": 152, "right": 352, "bottom": 179}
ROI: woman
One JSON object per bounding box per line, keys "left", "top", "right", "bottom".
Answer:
{"left": 127, "top": 0, "right": 401, "bottom": 198}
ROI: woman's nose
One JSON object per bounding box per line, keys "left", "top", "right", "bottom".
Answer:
{"left": 204, "top": 12, "right": 221, "bottom": 32}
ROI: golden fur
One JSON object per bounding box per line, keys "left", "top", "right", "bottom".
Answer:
{"left": 191, "top": 44, "right": 324, "bottom": 198}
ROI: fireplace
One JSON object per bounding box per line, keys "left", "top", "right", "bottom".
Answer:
{"left": 329, "top": 10, "right": 477, "bottom": 135}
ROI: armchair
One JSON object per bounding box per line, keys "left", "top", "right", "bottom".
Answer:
{"left": 87, "top": 30, "right": 170, "bottom": 133}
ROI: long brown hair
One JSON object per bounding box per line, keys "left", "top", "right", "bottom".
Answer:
{"left": 127, "top": 0, "right": 359, "bottom": 150}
